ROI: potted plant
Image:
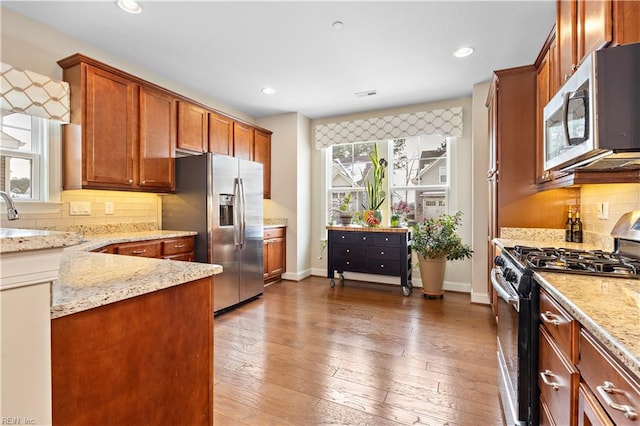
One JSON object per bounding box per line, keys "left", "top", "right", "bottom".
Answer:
{"left": 411, "top": 211, "right": 473, "bottom": 298}
{"left": 335, "top": 193, "right": 354, "bottom": 225}
{"left": 362, "top": 144, "right": 388, "bottom": 227}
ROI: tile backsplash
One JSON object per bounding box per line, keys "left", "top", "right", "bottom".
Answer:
{"left": 580, "top": 183, "right": 640, "bottom": 235}
{"left": 0, "top": 189, "right": 160, "bottom": 234}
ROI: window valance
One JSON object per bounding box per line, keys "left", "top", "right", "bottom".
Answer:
{"left": 315, "top": 106, "right": 462, "bottom": 150}
{"left": 1, "top": 62, "right": 70, "bottom": 123}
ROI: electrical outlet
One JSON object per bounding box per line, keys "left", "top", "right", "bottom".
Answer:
{"left": 105, "top": 201, "right": 114, "bottom": 215}
{"left": 69, "top": 201, "right": 91, "bottom": 216}
{"left": 596, "top": 202, "right": 610, "bottom": 220}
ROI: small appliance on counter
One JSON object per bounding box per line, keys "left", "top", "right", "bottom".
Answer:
{"left": 162, "top": 153, "right": 264, "bottom": 313}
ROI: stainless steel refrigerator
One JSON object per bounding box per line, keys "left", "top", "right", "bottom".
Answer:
{"left": 162, "top": 153, "right": 264, "bottom": 313}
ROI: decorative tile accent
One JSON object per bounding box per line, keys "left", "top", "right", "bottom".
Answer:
{"left": 1, "top": 62, "right": 70, "bottom": 122}
{"left": 315, "top": 107, "right": 463, "bottom": 149}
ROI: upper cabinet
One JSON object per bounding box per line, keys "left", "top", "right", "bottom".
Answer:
{"left": 556, "top": 0, "right": 612, "bottom": 90}
{"left": 59, "top": 53, "right": 272, "bottom": 197}
{"left": 58, "top": 55, "right": 176, "bottom": 192}
{"left": 612, "top": 0, "right": 640, "bottom": 45}
{"left": 177, "top": 101, "right": 208, "bottom": 153}
{"left": 208, "top": 111, "right": 233, "bottom": 156}
{"left": 253, "top": 129, "right": 272, "bottom": 199}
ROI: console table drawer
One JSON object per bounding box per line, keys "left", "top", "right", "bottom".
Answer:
{"left": 366, "top": 246, "right": 400, "bottom": 260}
{"left": 333, "top": 244, "right": 365, "bottom": 258}
{"left": 371, "top": 233, "right": 403, "bottom": 246}
{"left": 368, "top": 260, "right": 401, "bottom": 275}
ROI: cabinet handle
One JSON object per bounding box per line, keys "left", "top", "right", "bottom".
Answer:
{"left": 597, "top": 381, "right": 638, "bottom": 420}
{"left": 128, "top": 179, "right": 133, "bottom": 184}
{"left": 142, "top": 180, "right": 146, "bottom": 184}
{"left": 380, "top": 264, "right": 384, "bottom": 268}
{"left": 362, "top": 237, "right": 367, "bottom": 240}
{"left": 385, "top": 237, "right": 389, "bottom": 241}
{"left": 381, "top": 251, "right": 385, "bottom": 255}
{"left": 174, "top": 244, "right": 185, "bottom": 249}
{"left": 131, "top": 249, "right": 147, "bottom": 255}
{"left": 539, "top": 370, "right": 560, "bottom": 391}
{"left": 341, "top": 235, "right": 345, "bottom": 239}
{"left": 346, "top": 249, "right": 350, "bottom": 253}
{"left": 540, "top": 311, "right": 560, "bottom": 327}
{"left": 346, "top": 261, "right": 350, "bottom": 265}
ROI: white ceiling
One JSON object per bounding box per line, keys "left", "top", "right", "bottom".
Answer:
{"left": 3, "top": 1, "right": 556, "bottom": 119}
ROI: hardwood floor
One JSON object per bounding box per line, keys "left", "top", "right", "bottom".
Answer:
{"left": 214, "top": 276, "right": 503, "bottom": 425}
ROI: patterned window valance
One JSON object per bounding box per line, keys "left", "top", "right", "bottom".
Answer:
{"left": 315, "top": 106, "right": 463, "bottom": 150}
{"left": 1, "top": 62, "right": 70, "bottom": 123}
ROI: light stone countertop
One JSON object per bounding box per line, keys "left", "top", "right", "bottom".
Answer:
{"left": 0, "top": 228, "right": 83, "bottom": 253}
{"left": 52, "top": 230, "right": 221, "bottom": 319}
{"left": 326, "top": 225, "right": 411, "bottom": 233}
{"left": 495, "top": 238, "right": 640, "bottom": 377}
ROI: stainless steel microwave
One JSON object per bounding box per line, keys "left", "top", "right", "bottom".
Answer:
{"left": 543, "top": 42, "right": 640, "bottom": 172}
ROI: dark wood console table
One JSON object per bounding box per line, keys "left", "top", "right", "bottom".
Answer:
{"left": 326, "top": 226, "right": 412, "bottom": 296}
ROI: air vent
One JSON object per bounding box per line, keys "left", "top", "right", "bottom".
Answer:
{"left": 355, "top": 90, "right": 377, "bottom": 98}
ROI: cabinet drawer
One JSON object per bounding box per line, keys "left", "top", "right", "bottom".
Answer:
{"left": 264, "top": 227, "right": 285, "bottom": 240}
{"left": 333, "top": 258, "right": 363, "bottom": 271}
{"left": 540, "top": 289, "right": 577, "bottom": 363}
{"left": 539, "top": 326, "right": 579, "bottom": 426}
{"left": 367, "top": 260, "right": 401, "bottom": 276}
{"left": 578, "top": 382, "right": 615, "bottom": 426}
{"left": 162, "top": 237, "right": 195, "bottom": 256}
{"left": 164, "top": 253, "right": 194, "bottom": 262}
{"left": 332, "top": 232, "right": 354, "bottom": 243}
{"left": 332, "top": 244, "right": 365, "bottom": 258}
{"left": 579, "top": 329, "right": 640, "bottom": 425}
{"left": 366, "top": 246, "right": 399, "bottom": 260}
{"left": 113, "top": 240, "right": 161, "bottom": 258}
{"left": 371, "top": 233, "right": 403, "bottom": 246}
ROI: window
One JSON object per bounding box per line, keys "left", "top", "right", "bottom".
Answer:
{"left": 1, "top": 112, "right": 58, "bottom": 203}
{"left": 326, "top": 135, "right": 450, "bottom": 225}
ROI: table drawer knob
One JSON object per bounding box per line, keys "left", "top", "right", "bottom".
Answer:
{"left": 380, "top": 251, "right": 384, "bottom": 255}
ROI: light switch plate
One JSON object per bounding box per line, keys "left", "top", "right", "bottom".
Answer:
{"left": 105, "top": 201, "right": 114, "bottom": 215}
{"left": 69, "top": 201, "right": 91, "bottom": 216}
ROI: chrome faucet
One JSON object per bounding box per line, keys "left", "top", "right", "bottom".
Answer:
{"left": 0, "top": 191, "right": 19, "bottom": 221}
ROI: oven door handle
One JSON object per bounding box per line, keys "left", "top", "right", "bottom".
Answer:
{"left": 491, "top": 268, "right": 519, "bottom": 307}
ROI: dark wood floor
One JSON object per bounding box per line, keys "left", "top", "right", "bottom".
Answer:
{"left": 214, "top": 276, "right": 503, "bottom": 425}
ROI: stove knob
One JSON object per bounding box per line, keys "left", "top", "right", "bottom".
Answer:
{"left": 494, "top": 256, "right": 505, "bottom": 267}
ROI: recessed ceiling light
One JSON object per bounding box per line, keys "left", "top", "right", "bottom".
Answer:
{"left": 453, "top": 47, "right": 474, "bottom": 58}
{"left": 117, "top": 0, "right": 142, "bottom": 14}
{"left": 261, "top": 87, "right": 276, "bottom": 95}
{"left": 332, "top": 21, "right": 344, "bottom": 30}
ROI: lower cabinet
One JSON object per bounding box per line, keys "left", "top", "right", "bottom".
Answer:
{"left": 540, "top": 288, "right": 640, "bottom": 426}
{"left": 92, "top": 235, "right": 196, "bottom": 261}
{"left": 263, "top": 227, "right": 285, "bottom": 284}
{"left": 51, "top": 277, "right": 214, "bottom": 425}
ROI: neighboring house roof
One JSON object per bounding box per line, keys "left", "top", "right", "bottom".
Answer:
{"left": 331, "top": 159, "right": 357, "bottom": 188}
{"left": 412, "top": 151, "right": 446, "bottom": 185}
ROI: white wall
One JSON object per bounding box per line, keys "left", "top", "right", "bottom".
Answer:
{"left": 471, "top": 82, "right": 491, "bottom": 304}
{"left": 309, "top": 97, "right": 476, "bottom": 295}
{"left": 257, "top": 113, "right": 312, "bottom": 280}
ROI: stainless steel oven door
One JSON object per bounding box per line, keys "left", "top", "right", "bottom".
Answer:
{"left": 491, "top": 267, "right": 522, "bottom": 425}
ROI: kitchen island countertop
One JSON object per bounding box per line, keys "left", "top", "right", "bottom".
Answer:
{"left": 495, "top": 237, "right": 640, "bottom": 377}
{"left": 53, "top": 230, "right": 221, "bottom": 318}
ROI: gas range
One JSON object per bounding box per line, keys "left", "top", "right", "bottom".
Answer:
{"left": 502, "top": 245, "right": 640, "bottom": 279}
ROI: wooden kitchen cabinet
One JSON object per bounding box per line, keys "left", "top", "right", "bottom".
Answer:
{"left": 58, "top": 54, "right": 175, "bottom": 193}
{"left": 161, "top": 236, "right": 196, "bottom": 261}
{"left": 254, "top": 129, "right": 272, "bottom": 199}
{"left": 111, "top": 240, "right": 162, "bottom": 258}
{"left": 577, "top": 383, "right": 615, "bottom": 426}
{"left": 92, "top": 235, "right": 196, "bottom": 261}
{"left": 612, "top": 0, "right": 640, "bottom": 45}
{"left": 233, "top": 121, "right": 254, "bottom": 160}
{"left": 263, "top": 227, "right": 285, "bottom": 284}
{"left": 208, "top": 111, "right": 234, "bottom": 156}
{"left": 51, "top": 276, "right": 213, "bottom": 425}
{"left": 177, "top": 100, "right": 208, "bottom": 153}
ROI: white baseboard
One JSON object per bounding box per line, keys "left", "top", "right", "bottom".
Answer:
{"left": 282, "top": 269, "right": 311, "bottom": 282}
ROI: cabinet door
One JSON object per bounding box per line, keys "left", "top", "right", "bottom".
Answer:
{"left": 254, "top": 129, "right": 271, "bottom": 199}
{"left": 208, "top": 112, "right": 234, "bottom": 156}
{"left": 85, "top": 65, "right": 136, "bottom": 187}
{"left": 557, "top": 0, "right": 578, "bottom": 84}
{"left": 139, "top": 86, "right": 176, "bottom": 191}
{"left": 233, "top": 122, "right": 254, "bottom": 160}
{"left": 577, "top": 0, "right": 612, "bottom": 63}
{"left": 268, "top": 237, "right": 285, "bottom": 276}
{"left": 177, "top": 101, "right": 208, "bottom": 153}
{"left": 263, "top": 241, "right": 270, "bottom": 279}
{"left": 613, "top": 0, "right": 640, "bottom": 45}
{"left": 536, "top": 48, "right": 551, "bottom": 182}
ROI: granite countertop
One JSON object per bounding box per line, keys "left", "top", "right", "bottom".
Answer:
{"left": 53, "top": 230, "right": 221, "bottom": 319}
{"left": 0, "top": 228, "right": 83, "bottom": 253}
{"left": 326, "top": 225, "right": 410, "bottom": 233}
{"left": 495, "top": 237, "right": 640, "bottom": 377}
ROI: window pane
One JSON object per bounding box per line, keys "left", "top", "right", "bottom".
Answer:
{"left": 330, "top": 142, "right": 376, "bottom": 188}
{"left": 392, "top": 136, "right": 447, "bottom": 187}
{"left": 1, "top": 113, "right": 34, "bottom": 151}
{"left": 3, "top": 156, "right": 33, "bottom": 199}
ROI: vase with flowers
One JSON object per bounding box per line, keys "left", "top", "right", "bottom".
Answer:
{"left": 391, "top": 199, "right": 410, "bottom": 227}
{"left": 361, "top": 144, "right": 387, "bottom": 227}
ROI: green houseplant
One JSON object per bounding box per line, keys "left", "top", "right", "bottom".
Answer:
{"left": 361, "top": 144, "right": 388, "bottom": 226}
{"left": 335, "top": 193, "right": 354, "bottom": 225}
{"left": 411, "top": 211, "right": 473, "bottom": 297}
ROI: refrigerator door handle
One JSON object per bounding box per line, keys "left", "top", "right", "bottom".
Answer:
{"left": 239, "top": 177, "right": 246, "bottom": 249}
{"left": 233, "top": 178, "right": 241, "bottom": 249}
